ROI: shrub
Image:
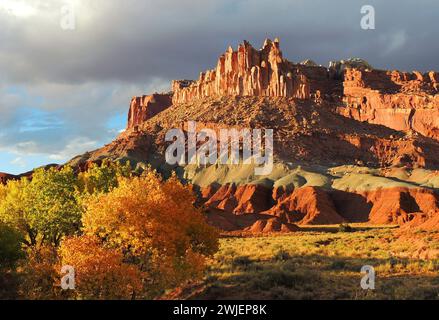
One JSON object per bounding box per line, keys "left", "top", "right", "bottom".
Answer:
{"left": 338, "top": 223, "right": 354, "bottom": 233}
{"left": 18, "top": 245, "right": 60, "bottom": 300}
{"left": 252, "top": 269, "right": 320, "bottom": 290}
{"left": 232, "top": 256, "right": 252, "bottom": 268}
{"left": 328, "top": 259, "right": 347, "bottom": 270}
{"left": 0, "top": 224, "right": 24, "bottom": 270}
{"left": 273, "top": 249, "right": 291, "bottom": 262}
{"left": 0, "top": 224, "right": 24, "bottom": 299}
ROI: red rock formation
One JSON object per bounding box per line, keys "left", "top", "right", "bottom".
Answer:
{"left": 233, "top": 184, "right": 273, "bottom": 214}
{"left": 409, "top": 213, "right": 439, "bottom": 230}
{"left": 202, "top": 183, "right": 439, "bottom": 229}
{"left": 204, "top": 184, "right": 238, "bottom": 213}
{"left": 329, "top": 190, "right": 371, "bottom": 222}
{"left": 172, "top": 39, "right": 312, "bottom": 104}
{"left": 245, "top": 218, "right": 299, "bottom": 233}
{"left": 204, "top": 183, "right": 273, "bottom": 215}
{"left": 363, "top": 187, "right": 439, "bottom": 225}
{"left": 272, "top": 186, "right": 290, "bottom": 202}
{"left": 0, "top": 172, "right": 18, "bottom": 185}
{"left": 200, "top": 184, "right": 218, "bottom": 201}
{"left": 267, "top": 186, "right": 345, "bottom": 225}
{"left": 127, "top": 93, "right": 172, "bottom": 130}
{"left": 338, "top": 68, "right": 439, "bottom": 140}
{"left": 205, "top": 208, "right": 299, "bottom": 233}
{"left": 122, "top": 39, "right": 438, "bottom": 145}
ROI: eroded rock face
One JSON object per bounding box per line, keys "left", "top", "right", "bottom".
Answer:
{"left": 172, "top": 39, "right": 312, "bottom": 104}
{"left": 204, "top": 184, "right": 273, "bottom": 215}
{"left": 337, "top": 68, "right": 439, "bottom": 140}
{"left": 69, "top": 129, "right": 153, "bottom": 166}
{"left": 329, "top": 58, "right": 373, "bottom": 78}
{"left": 127, "top": 93, "right": 172, "bottom": 130}
{"left": 201, "top": 183, "right": 439, "bottom": 230}
{"left": 406, "top": 212, "right": 439, "bottom": 231}
{"left": 267, "top": 186, "right": 345, "bottom": 225}
{"left": 121, "top": 39, "right": 439, "bottom": 146}
{"left": 363, "top": 187, "right": 439, "bottom": 225}
{"left": 204, "top": 185, "right": 345, "bottom": 225}
{"left": 245, "top": 218, "right": 299, "bottom": 233}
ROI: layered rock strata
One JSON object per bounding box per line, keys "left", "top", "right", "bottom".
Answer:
{"left": 172, "top": 39, "right": 313, "bottom": 103}
{"left": 337, "top": 68, "right": 439, "bottom": 140}
{"left": 127, "top": 93, "right": 172, "bottom": 130}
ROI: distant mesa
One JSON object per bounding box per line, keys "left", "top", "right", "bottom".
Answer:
{"left": 0, "top": 164, "right": 60, "bottom": 185}
{"left": 126, "top": 38, "right": 439, "bottom": 142}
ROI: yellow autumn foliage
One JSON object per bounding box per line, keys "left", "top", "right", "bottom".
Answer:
{"left": 80, "top": 170, "right": 219, "bottom": 297}
{"left": 59, "top": 235, "right": 143, "bottom": 300}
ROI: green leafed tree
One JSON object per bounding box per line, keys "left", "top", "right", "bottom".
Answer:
{"left": 0, "top": 223, "right": 24, "bottom": 270}
{"left": 77, "top": 160, "right": 132, "bottom": 195}
{"left": 0, "top": 223, "right": 24, "bottom": 299}
{"left": 0, "top": 166, "right": 82, "bottom": 247}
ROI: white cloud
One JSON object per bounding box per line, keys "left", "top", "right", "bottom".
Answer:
{"left": 48, "top": 137, "right": 98, "bottom": 161}
{"left": 0, "top": 0, "right": 38, "bottom": 18}
{"left": 10, "top": 157, "right": 27, "bottom": 168}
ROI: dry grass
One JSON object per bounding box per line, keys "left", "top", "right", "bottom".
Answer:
{"left": 185, "top": 226, "right": 439, "bottom": 300}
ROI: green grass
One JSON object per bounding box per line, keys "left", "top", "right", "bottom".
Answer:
{"left": 192, "top": 227, "right": 439, "bottom": 300}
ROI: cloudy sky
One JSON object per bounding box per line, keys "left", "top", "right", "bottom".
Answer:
{"left": 0, "top": 0, "right": 438, "bottom": 174}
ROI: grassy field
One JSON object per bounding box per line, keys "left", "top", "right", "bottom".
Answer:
{"left": 176, "top": 225, "right": 439, "bottom": 300}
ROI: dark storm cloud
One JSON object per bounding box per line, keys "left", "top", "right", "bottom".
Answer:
{"left": 0, "top": 0, "right": 438, "bottom": 169}
{"left": 2, "top": 0, "right": 438, "bottom": 85}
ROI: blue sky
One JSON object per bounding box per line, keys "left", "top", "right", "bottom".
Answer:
{"left": 1, "top": 0, "right": 438, "bottom": 174}
{"left": 0, "top": 118, "right": 125, "bottom": 174}
{"left": 0, "top": 82, "right": 133, "bottom": 174}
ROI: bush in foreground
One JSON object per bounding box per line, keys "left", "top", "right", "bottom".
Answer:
{"left": 75, "top": 171, "right": 219, "bottom": 298}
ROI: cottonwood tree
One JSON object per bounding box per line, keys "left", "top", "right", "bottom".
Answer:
{"left": 81, "top": 170, "right": 219, "bottom": 298}
{"left": 77, "top": 160, "right": 132, "bottom": 195}
{"left": 0, "top": 167, "right": 82, "bottom": 247}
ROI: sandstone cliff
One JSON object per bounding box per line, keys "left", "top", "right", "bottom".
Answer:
{"left": 338, "top": 68, "right": 439, "bottom": 140}
{"left": 127, "top": 93, "right": 172, "bottom": 130}
{"left": 123, "top": 39, "right": 438, "bottom": 144}
{"left": 171, "top": 39, "right": 312, "bottom": 104}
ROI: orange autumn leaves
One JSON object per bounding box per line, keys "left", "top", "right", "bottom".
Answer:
{"left": 0, "top": 162, "right": 219, "bottom": 299}
{"left": 59, "top": 236, "right": 143, "bottom": 299}
{"left": 60, "top": 171, "right": 219, "bottom": 299}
